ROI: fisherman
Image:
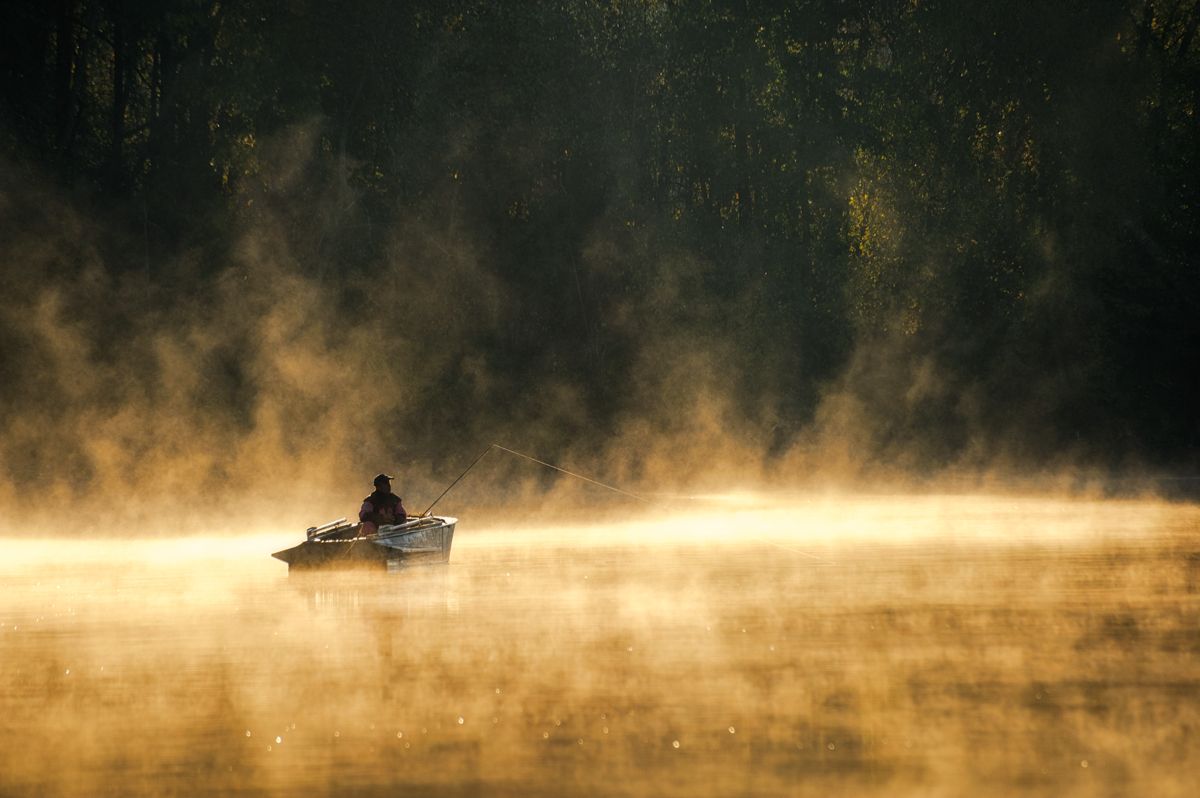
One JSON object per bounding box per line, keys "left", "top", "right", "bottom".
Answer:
{"left": 359, "top": 473, "right": 407, "bottom": 536}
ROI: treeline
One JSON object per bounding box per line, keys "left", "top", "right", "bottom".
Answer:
{"left": 2, "top": 0, "right": 1198, "bottom": 477}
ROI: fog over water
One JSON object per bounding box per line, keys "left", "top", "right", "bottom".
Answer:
{"left": 3, "top": 4, "right": 1198, "bottom": 795}
{"left": 3, "top": 494, "right": 1197, "bottom": 797}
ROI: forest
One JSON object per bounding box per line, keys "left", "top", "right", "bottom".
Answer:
{"left": 1, "top": 1, "right": 1197, "bottom": 512}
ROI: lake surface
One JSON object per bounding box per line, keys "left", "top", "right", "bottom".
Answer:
{"left": 2, "top": 494, "right": 1198, "bottom": 796}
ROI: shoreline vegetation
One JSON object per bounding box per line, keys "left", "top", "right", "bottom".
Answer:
{"left": 1, "top": 1, "right": 1197, "bottom": 514}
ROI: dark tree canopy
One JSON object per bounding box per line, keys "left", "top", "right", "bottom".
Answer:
{"left": 1, "top": 0, "right": 1197, "bottom": 499}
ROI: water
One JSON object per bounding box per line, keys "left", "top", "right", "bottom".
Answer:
{"left": 2, "top": 494, "right": 1198, "bottom": 796}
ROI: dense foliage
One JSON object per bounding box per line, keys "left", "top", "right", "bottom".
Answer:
{"left": 1, "top": 0, "right": 1197, "bottom": 490}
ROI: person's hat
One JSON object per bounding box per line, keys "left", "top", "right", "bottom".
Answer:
{"left": 373, "top": 473, "right": 394, "bottom": 486}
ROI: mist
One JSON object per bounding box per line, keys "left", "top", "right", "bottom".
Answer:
{"left": 2, "top": 1, "right": 1198, "bottom": 534}
{"left": 4, "top": 495, "right": 1199, "bottom": 797}
{"left": 2, "top": 3, "right": 1199, "bottom": 796}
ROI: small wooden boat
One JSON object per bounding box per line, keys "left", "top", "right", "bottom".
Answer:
{"left": 272, "top": 515, "right": 457, "bottom": 572}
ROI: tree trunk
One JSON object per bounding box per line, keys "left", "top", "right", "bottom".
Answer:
{"left": 109, "top": 1, "right": 127, "bottom": 189}
{"left": 55, "top": 0, "right": 77, "bottom": 155}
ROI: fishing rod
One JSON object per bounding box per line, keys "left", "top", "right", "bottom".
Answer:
{"left": 420, "top": 444, "right": 497, "bottom": 517}
{"left": 420, "top": 443, "right": 651, "bottom": 517}
{"left": 417, "top": 443, "right": 834, "bottom": 565}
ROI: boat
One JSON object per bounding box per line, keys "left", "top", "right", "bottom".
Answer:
{"left": 270, "top": 443, "right": 631, "bottom": 572}
{"left": 272, "top": 515, "right": 457, "bottom": 572}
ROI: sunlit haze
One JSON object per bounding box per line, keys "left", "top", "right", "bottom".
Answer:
{"left": 2, "top": 0, "right": 1198, "bottom": 795}
{"left": 3, "top": 494, "right": 1199, "bottom": 796}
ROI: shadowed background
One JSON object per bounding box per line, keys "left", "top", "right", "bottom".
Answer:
{"left": 1, "top": 1, "right": 1198, "bottom": 531}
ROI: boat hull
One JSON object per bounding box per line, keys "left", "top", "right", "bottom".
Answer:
{"left": 272, "top": 517, "right": 456, "bottom": 572}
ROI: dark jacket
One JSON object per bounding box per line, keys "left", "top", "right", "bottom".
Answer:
{"left": 360, "top": 491, "right": 406, "bottom": 526}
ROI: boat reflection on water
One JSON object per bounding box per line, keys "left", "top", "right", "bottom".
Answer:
{"left": 285, "top": 564, "right": 459, "bottom": 617}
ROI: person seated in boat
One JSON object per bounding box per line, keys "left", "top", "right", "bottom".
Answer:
{"left": 359, "top": 473, "right": 407, "bottom": 536}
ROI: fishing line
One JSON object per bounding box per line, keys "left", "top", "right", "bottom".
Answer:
{"left": 422, "top": 443, "right": 652, "bottom": 516}
{"left": 490, "top": 444, "right": 653, "bottom": 504}
{"left": 420, "top": 443, "right": 835, "bottom": 564}
{"left": 748, "top": 537, "right": 835, "bottom": 564}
